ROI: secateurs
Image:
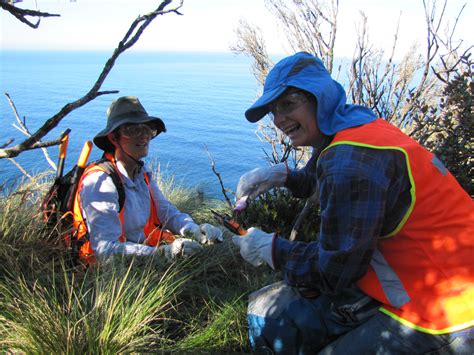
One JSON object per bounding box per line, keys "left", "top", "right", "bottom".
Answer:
{"left": 210, "top": 210, "right": 247, "bottom": 236}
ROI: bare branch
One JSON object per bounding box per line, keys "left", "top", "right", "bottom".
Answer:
{"left": 5, "top": 92, "right": 57, "bottom": 169}
{"left": 1, "top": 138, "right": 14, "bottom": 149}
{"left": 230, "top": 19, "right": 273, "bottom": 86}
{"left": 265, "top": 0, "right": 339, "bottom": 73}
{"left": 7, "top": 158, "right": 33, "bottom": 179}
{"left": 0, "top": 0, "right": 60, "bottom": 29}
{"left": 0, "top": 0, "right": 184, "bottom": 160}
{"left": 0, "top": 90, "right": 117, "bottom": 159}
{"left": 204, "top": 146, "right": 233, "bottom": 209}
{"left": 289, "top": 191, "right": 319, "bottom": 241}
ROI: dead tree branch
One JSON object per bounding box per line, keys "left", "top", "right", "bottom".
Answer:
{"left": 0, "top": 0, "right": 60, "bottom": 29}
{"left": 7, "top": 158, "right": 32, "bottom": 179}
{"left": 289, "top": 190, "right": 319, "bottom": 241}
{"left": 265, "top": 0, "right": 339, "bottom": 73}
{"left": 0, "top": 0, "right": 184, "bottom": 160}
{"left": 0, "top": 139, "right": 14, "bottom": 149}
{"left": 230, "top": 19, "right": 273, "bottom": 86}
{"left": 205, "top": 146, "right": 233, "bottom": 209}
{"left": 4, "top": 92, "right": 57, "bottom": 169}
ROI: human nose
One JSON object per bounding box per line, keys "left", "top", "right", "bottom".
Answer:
{"left": 271, "top": 111, "right": 286, "bottom": 128}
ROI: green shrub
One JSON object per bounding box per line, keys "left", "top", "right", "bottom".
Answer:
{"left": 235, "top": 188, "right": 320, "bottom": 243}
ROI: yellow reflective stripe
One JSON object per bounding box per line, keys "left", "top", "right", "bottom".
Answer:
{"left": 379, "top": 307, "right": 474, "bottom": 334}
{"left": 323, "top": 141, "right": 416, "bottom": 239}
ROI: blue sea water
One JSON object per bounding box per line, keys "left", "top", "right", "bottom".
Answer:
{"left": 0, "top": 50, "right": 275, "bottom": 199}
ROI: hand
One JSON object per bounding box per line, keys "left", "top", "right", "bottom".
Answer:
{"left": 232, "top": 227, "right": 275, "bottom": 268}
{"left": 235, "top": 163, "right": 288, "bottom": 206}
{"left": 184, "top": 223, "right": 223, "bottom": 244}
{"left": 198, "top": 223, "right": 224, "bottom": 244}
{"left": 158, "top": 238, "right": 203, "bottom": 260}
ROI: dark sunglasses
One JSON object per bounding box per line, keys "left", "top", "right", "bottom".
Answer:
{"left": 119, "top": 123, "right": 158, "bottom": 138}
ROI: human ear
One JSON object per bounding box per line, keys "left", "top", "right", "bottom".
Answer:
{"left": 107, "top": 132, "right": 120, "bottom": 148}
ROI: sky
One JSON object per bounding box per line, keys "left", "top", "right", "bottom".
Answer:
{"left": 1, "top": 0, "right": 472, "bottom": 59}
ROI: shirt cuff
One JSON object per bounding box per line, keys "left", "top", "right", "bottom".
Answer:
{"left": 272, "top": 236, "right": 293, "bottom": 270}
{"left": 284, "top": 167, "right": 301, "bottom": 190}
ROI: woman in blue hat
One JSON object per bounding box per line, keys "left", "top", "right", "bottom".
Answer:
{"left": 75, "top": 96, "right": 223, "bottom": 263}
{"left": 232, "top": 52, "right": 473, "bottom": 354}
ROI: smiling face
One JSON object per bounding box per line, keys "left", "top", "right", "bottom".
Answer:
{"left": 118, "top": 133, "right": 151, "bottom": 160}
{"left": 108, "top": 123, "right": 157, "bottom": 162}
{"left": 269, "top": 88, "right": 322, "bottom": 147}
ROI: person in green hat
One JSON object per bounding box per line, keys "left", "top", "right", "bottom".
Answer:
{"left": 74, "top": 96, "right": 223, "bottom": 263}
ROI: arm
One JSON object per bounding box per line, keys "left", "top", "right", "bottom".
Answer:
{"left": 148, "top": 171, "right": 222, "bottom": 244}
{"left": 80, "top": 171, "right": 156, "bottom": 257}
{"left": 285, "top": 154, "right": 318, "bottom": 198}
{"left": 273, "top": 145, "right": 410, "bottom": 294}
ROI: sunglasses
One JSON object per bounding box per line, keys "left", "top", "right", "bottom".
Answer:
{"left": 119, "top": 123, "right": 158, "bottom": 138}
{"left": 268, "top": 91, "right": 312, "bottom": 118}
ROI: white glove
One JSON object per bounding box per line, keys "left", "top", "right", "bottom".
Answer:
{"left": 232, "top": 227, "right": 275, "bottom": 268}
{"left": 184, "top": 223, "right": 223, "bottom": 244}
{"left": 158, "top": 238, "right": 203, "bottom": 260}
{"left": 235, "top": 163, "right": 288, "bottom": 208}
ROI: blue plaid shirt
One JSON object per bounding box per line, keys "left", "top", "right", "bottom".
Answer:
{"left": 274, "top": 144, "right": 412, "bottom": 294}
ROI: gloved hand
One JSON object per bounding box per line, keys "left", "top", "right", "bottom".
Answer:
{"left": 235, "top": 163, "right": 288, "bottom": 211}
{"left": 158, "top": 238, "right": 203, "bottom": 260}
{"left": 232, "top": 227, "right": 275, "bottom": 268}
{"left": 184, "top": 223, "right": 224, "bottom": 244}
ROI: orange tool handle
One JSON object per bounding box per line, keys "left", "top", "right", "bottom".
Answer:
{"left": 56, "top": 129, "right": 71, "bottom": 179}
{"left": 77, "top": 141, "right": 93, "bottom": 168}
{"left": 225, "top": 219, "right": 247, "bottom": 236}
{"left": 59, "top": 132, "right": 69, "bottom": 159}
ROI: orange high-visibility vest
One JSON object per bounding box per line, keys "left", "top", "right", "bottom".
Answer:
{"left": 72, "top": 153, "right": 175, "bottom": 264}
{"left": 324, "top": 118, "right": 474, "bottom": 334}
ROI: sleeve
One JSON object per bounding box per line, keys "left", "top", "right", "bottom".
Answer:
{"left": 285, "top": 154, "right": 319, "bottom": 198}
{"left": 80, "top": 171, "right": 156, "bottom": 257}
{"left": 273, "top": 145, "right": 401, "bottom": 294}
{"left": 148, "top": 178, "right": 198, "bottom": 236}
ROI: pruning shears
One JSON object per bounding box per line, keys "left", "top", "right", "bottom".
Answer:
{"left": 211, "top": 209, "right": 247, "bottom": 236}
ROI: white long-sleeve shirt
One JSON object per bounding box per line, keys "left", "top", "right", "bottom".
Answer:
{"left": 79, "top": 161, "right": 198, "bottom": 257}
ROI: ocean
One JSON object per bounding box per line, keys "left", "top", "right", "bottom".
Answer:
{"left": 0, "top": 51, "right": 279, "bottom": 199}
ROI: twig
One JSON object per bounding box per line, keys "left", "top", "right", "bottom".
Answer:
{"left": 7, "top": 158, "right": 32, "bottom": 179}
{"left": 289, "top": 191, "right": 319, "bottom": 241}
{"left": 0, "top": 0, "right": 183, "bottom": 160}
{"left": 204, "top": 145, "right": 233, "bottom": 209}
{"left": 5, "top": 92, "right": 57, "bottom": 169}
{"left": 0, "top": 138, "right": 14, "bottom": 149}
{"left": 0, "top": 0, "right": 60, "bottom": 29}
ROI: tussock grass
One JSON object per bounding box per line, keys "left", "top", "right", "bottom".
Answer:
{"left": 0, "top": 259, "right": 187, "bottom": 353}
{"left": 175, "top": 296, "right": 249, "bottom": 352}
{"left": 0, "top": 169, "right": 276, "bottom": 353}
{"left": 151, "top": 161, "right": 228, "bottom": 224}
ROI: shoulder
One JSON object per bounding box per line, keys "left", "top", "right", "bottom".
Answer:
{"left": 81, "top": 169, "right": 117, "bottom": 193}
{"left": 318, "top": 144, "right": 405, "bottom": 182}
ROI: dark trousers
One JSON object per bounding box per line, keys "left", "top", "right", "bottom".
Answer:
{"left": 247, "top": 281, "right": 473, "bottom": 354}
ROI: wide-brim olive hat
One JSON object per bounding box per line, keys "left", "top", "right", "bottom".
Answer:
{"left": 94, "top": 96, "right": 166, "bottom": 151}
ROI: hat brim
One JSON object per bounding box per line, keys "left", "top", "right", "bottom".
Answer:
{"left": 93, "top": 114, "right": 166, "bottom": 151}
{"left": 245, "top": 85, "right": 289, "bottom": 122}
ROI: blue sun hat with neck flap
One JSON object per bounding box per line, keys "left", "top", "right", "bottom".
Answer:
{"left": 245, "top": 51, "right": 377, "bottom": 136}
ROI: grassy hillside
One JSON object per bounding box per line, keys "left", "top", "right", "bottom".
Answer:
{"left": 0, "top": 172, "right": 278, "bottom": 353}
